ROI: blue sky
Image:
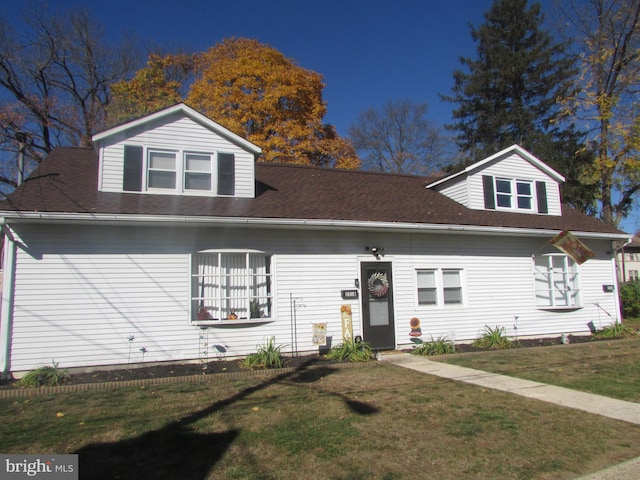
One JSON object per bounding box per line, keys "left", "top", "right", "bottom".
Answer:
{"left": 4, "top": 0, "right": 638, "bottom": 233}
{"left": 15, "top": 0, "right": 501, "bottom": 134}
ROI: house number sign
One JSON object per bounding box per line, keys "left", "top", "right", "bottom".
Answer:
{"left": 341, "top": 289, "right": 359, "bottom": 299}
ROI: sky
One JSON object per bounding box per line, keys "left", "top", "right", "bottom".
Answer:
{"left": 3, "top": 0, "right": 638, "bottom": 233}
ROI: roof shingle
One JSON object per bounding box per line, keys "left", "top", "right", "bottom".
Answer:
{"left": 0, "top": 147, "right": 623, "bottom": 235}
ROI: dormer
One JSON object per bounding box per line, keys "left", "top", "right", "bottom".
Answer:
{"left": 427, "top": 145, "right": 564, "bottom": 216}
{"left": 92, "top": 103, "right": 262, "bottom": 198}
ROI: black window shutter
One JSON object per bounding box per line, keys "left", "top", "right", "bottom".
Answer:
{"left": 482, "top": 175, "right": 495, "bottom": 210}
{"left": 536, "top": 181, "right": 548, "bottom": 214}
{"left": 218, "top": 153, "right": 235, "bottom": 195}
{"left": 123, "top": 145, "right": 143, "bottom": 192}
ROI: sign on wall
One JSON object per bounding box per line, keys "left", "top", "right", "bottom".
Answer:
{"left": 341, "top": 289, "right": 358, "bottom": 300}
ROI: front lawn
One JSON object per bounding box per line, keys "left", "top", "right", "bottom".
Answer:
{"left": 2, "top": 355, "right": 640, "bottom": 479}
{"left": 434, "top": 335, "right": 640, "bottom": 402}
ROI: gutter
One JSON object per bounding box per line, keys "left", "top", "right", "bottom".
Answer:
{"left": 0, "top": 210, "right": 630, "bottom": 241}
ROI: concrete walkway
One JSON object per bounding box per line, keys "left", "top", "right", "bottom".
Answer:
{"left": 380, "top": 352, "right": 640, "bottom": 479}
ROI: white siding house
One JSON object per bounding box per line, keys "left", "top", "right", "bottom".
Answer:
{"left": 0, "top": 104, "right": 630, "bottom": 375}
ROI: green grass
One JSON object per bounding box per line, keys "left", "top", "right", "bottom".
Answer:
{"left": 435, "top": 337, "right": 640, "bottom": 402}
{"left": 2, "top": 346, "right": 640, "bottom": 479}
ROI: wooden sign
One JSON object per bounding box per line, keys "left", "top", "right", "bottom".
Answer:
{"left": 341, "top": 305, "right": 353, "bottom": 342}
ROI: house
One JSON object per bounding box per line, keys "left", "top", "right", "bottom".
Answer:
{"left": 0, "top": 103, "right": 630, "bottom": 376}
{"left": 617, "top": 234, "right": 640, "bottom": 283}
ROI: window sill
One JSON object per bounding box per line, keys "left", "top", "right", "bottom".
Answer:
{"left": 536, "top": 306, "right": 582, "bottom": 311}
{"left": 194, "top": 318, "right": 274, "bottom": 327}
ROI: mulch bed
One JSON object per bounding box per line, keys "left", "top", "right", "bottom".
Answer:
{"left": 0, "top": 334, "right": 607, "bottom": 391}
{"left": 453, "top": 334, "right": 596, "bottom": 353}
{"left": 0, "top": 354, "right": 342, "bottom": 391}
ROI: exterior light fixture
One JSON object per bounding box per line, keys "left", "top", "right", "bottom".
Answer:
{"left": 366, "top": 246, "right": 385, "bottom": 259}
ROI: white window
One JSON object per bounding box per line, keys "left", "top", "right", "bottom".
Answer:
{"left": 133, "top": 148, "right": 234, "bottom": 194}
{"left": 192, "top": 251, "right": 272, "bottom": 321}
{"left": 417, "top": 268, "right": 464, "bottom": 306}
{"left": 495, "top": 178, "right": 534, "bottom": 211}
{"left": 148, "top": 150, "right": 177, "bottom": 189}
{"left": 184, "top": 153, "right": 212, "bottom": 191}
{"left": 630, "top": 270, "right": 639, "bottom": 281}
{"left": 533, "top": 254, "right": 581, "bottom": 308}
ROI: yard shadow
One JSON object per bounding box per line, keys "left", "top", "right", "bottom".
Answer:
{"left": 75, "top": 360, "right": 376, "bottom": 479}
{"left": 77, "top": 429, "right": 238, "bottom": 479}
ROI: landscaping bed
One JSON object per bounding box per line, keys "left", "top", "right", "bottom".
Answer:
{"left": 0, "top": 333, "right": 609, "bottom": 391}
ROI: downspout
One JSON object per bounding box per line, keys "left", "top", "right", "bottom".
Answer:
{"left": 611, "top": 240, "right": 627, "bottom": 323}
{"left": 0, "top": 222, "right": 16, "bottom": 377}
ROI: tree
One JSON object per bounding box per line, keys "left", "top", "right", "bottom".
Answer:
{"left": 0, "top": 4, "right": 139, "bottom": 187}
{"left": 442, "top": 0, "right": 594, "bottom": 211}
{"left": 348, "top": 100, "right": 451, "bottom": 175}
{"left": 186, "top": 38, "right": 358, "bottom": 168}
{"left": 560, "top": 0, "right": 640, "bottom": 226}
{"left": 108, "top": 53, "right": 195, "bottom": 126}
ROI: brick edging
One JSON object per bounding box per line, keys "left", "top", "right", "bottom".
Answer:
{"left": 0, "top": 361, "right": 380, "bottom": 399}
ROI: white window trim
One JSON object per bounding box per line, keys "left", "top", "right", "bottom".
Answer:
{"left": 141, "top": 146, "right": 231, "bottom": 196}
{"left": 184, "top": 151, "right": 214, "bottom": 192}
{"left": 532, "top": 254, "right": 582, "bottom": 309}
{"left": 415, "top": 268, "right": 466, "bottom": 308}
{"left": 147, "top": 149, "right": 178, "bottom": 191}
{"left": 494, "top": 177, "right": 536, "bottom": 212}
{"left": 190, "top": 249, "right": 274, "bottom": 325}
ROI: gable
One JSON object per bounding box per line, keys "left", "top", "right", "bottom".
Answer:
{"left": 94, "top": 105, "right": 260, "bottom": 198}
{"left": 428, "top": 145, "right": 563, "bottom": 216}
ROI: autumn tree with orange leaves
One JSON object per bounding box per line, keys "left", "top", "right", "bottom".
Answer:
{"left": 109, "top": 53, "right": 195, "bottom": 126}
{"left": 110, "top": 38, "right": 358, "bottom": 168}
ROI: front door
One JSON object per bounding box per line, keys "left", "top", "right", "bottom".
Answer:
{"left": 361, "top": 262, "right": 395, "bottom": 350}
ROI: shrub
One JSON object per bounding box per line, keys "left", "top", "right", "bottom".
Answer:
{"left": 594, "top": 321, "right": 637, "bottom": 339}
{"left": 411, "top": 336, "right": 456, "bottom": 356}
{"left": 18, "top": 361, "right": 69, "bottom": 388}
{"left": 240, "top": 337, "right": 285, "bottom": 369}
{"left": 326, "top": 339, "right": 375, "bottom": 362}
{"left": 620, "top": 281, "right": 640, "bottom": 318}
{"left": 472, "top": 325, "right": 515, "bottom": 350}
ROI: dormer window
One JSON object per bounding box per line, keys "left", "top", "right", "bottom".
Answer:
{"left": 483, "top": 175, "right": 548, "bottom": 214}
{"left": 148, "top": 150, "right": 177, "bottom": 189}
{"left": 495, "top": 178, "right": 533, "bottom": 211}
{"left": 185, "top": 153, "right": 212, "bottom": 191}
{"left": 123, "top": 145, "right": 235, "bottom": 196}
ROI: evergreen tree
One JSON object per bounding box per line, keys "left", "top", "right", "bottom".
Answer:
{"left": 442, "top": 0, "right": 595, "bottom": 213}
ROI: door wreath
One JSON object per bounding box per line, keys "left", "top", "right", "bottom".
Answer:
{"left": 368, "top": 272, "right": 389, "bottom": 298}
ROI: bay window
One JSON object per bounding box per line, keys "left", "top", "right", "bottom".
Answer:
{"left": 533, "top": 254, "right": 581, "bottom": 308}
{"left": 192, "top": 251, "right": 272, "bottom": 322}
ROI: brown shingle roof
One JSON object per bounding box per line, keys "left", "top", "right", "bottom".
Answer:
{"left": 0, "top": 146, "right": 623, "bottom": 235}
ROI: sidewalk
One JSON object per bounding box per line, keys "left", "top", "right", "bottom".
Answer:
{"left": 381, "top": 352, "right": 640, "bottom": 479}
